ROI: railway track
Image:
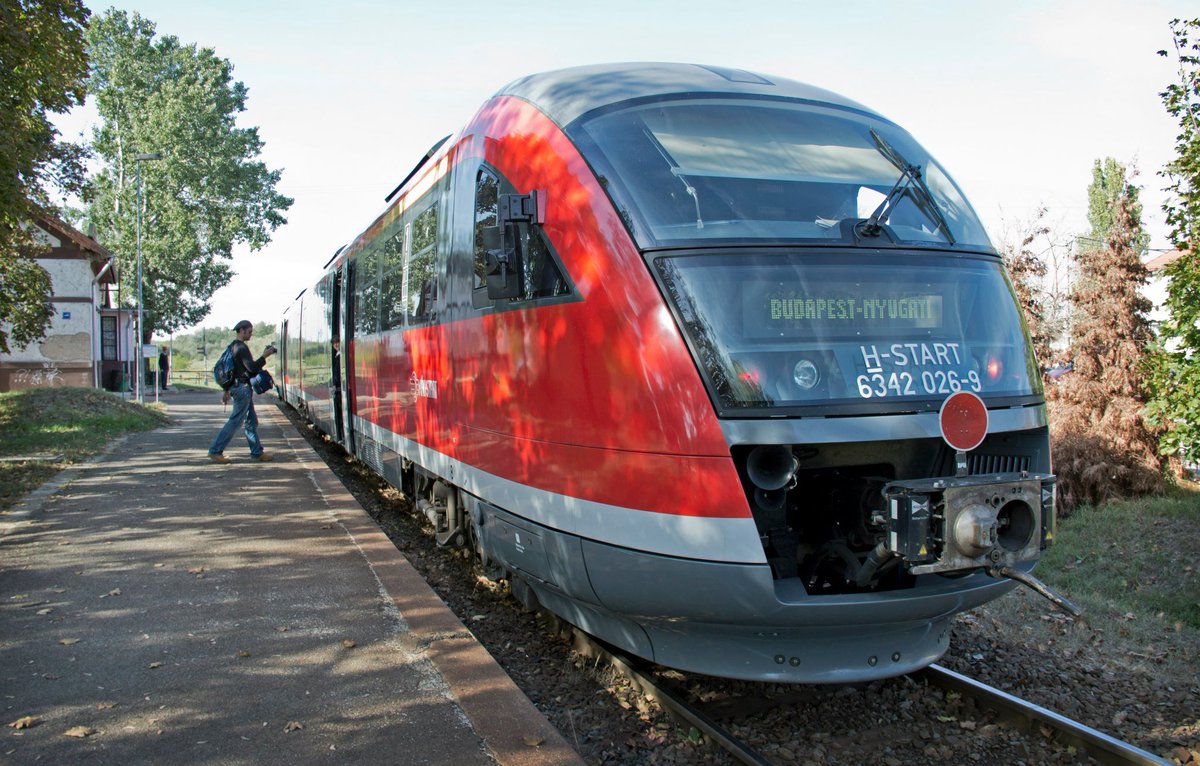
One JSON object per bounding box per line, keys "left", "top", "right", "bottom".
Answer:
{"left": 571, "top": 628, "right": 1171, "bottom": 766}
{"left": 920, "top": 664, "right": 1171, "bottom": 766}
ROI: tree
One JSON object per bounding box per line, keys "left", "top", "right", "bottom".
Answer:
{"left": 1052, "top": 161, "right": 1163, "bottom": 508}
{"left": 83, "top": 10, "right": 292, "bottom": 341}
{"left": 0, "top": 0, "right": 90, "bottom": 353}
{"left": 1147, "top": 18, "right": 1200, "bottom": 464}
{"left": 998, "top": 206, "right": 1074, "bottom": 375}
{"left": 1082, "top": 158, "right": 1150, "bottom": 257}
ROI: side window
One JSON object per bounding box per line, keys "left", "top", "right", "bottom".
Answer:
{"left": 472, "top": 164, "right": 570, "bottom": 308}
{"left": 473, "top": 169, "right": 499, "bottom": 306}
{"left": 407, "top": 202, "right": 438, "bottom": 323}
{"left": 521, "top": 228, "right": 568, "bottom": 299}
{"left": 380, "top": 223, "right": 406, "bottom": 331}
{"left": 353, "top": 245, "right": 379, "bottom": 335}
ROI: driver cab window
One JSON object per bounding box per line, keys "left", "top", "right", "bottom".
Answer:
{"left": 472, "top": 165, "right": 570, "bottom": 309}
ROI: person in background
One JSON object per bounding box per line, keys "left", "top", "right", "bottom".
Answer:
{"left": 158, "top": 346, "right": 170, "bottom": 390}
{"left": 207, "top": 320, "right": 277, "bottom": 463}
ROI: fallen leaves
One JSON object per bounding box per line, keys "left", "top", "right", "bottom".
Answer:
{"left": 341, "top": 639, "right": 357, "bottom": 649}
{"left": 9, "top": 716, "right": 41, "bottom": 730}
{"left": 99, "top": 588, "right": 121, "bottom": 599}
{"left": 64, "top": 726, "right": 97, "bottom": 738}
{"left": 283, "top": 721, "right": 304, "bottom": 732}
{"left": 149, "top": 662, "right": 163, "bottom": 669}
{"left": 522, "top": 735, "right": 545, "bottom": 747}
{"left": 236, "top": 650, "right": 252, "bottom": 658}
{"left": 58, "top": 638, "right": 80, "bottom": 646}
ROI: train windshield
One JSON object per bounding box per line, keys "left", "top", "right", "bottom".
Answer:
{"left": 654, "top": 252, "right": 1042, "bottom": 415}
{"left": 572, "top": 98, "right": 992, "bottom": 250}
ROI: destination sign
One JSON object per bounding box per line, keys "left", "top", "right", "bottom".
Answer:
{"left": 744, "top": 282, "right": 942, "bottom": 339}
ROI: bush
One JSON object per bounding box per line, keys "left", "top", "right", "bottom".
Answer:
{"left": 1050, "top": 426, "right": 1164, "bottom": 517}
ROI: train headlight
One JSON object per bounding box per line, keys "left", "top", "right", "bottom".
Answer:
{"left": 793, "top": 359, "right": 820, "bottom": 390}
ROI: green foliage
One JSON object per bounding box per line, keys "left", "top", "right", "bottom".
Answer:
{"left": 0, "top": 0, "right": 90, "bottom": 353}
{"left": 1083, "top": 158, "right": 1150, "bottom": 256}
{"left": 83, "top": 10, "right": 293, "bottom": 340}
{"left": 0, "top": 387, "right": 166, "bottom": 511}
{"left": 0, "top": 245, "right": 55, "bottom": 355}
{"left": 1148, "top": 18, "right": 1200, "bottom": 463}
{"left": 160, "top": 321, "right": 277, "bottom": 376}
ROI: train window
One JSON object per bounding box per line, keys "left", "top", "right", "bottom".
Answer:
{"left": 472, "top": 165, "right": 570, "bottom": 309}
{"left": 353, "top": 244, "right": 380, "bottom": 335}
{"left": 571, "top": 98, "right": 993, "bottom": 250}
{"left": 406, "top": 203, "right": 438, "bottom": 323}
{"left": 380, "top": 223, "right": 407, "bottom": 331}
{"left": 473, "top": 169, "right": 499, "bottom": 300}
{"left": 521, "top": 228, "right": 567, "bottom": 299}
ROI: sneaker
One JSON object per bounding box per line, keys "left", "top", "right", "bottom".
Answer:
{"left": 252, "top": 452, "right": 274, "bottom": 462}
{"left": 209, "top": 453, "right": 232, "bottom": 464}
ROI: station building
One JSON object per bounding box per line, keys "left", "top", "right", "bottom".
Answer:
{"left": 0, "top": 215, "right": 133, "bottom": 393}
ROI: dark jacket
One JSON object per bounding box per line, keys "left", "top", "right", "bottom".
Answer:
{"left": 230, "top": 340, "right": 267, "bottom": 383}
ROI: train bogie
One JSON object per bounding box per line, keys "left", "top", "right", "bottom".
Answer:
{"left": 277, "top": 63, "right": 1059, "bottom": 682}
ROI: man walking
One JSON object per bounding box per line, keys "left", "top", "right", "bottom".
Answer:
{"left": 208, "top": 320, "right": 277, "bottom": 464}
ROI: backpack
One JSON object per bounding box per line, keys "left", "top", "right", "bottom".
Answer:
{"left": 213, "top": 343, "right": 238, "bottom": 390}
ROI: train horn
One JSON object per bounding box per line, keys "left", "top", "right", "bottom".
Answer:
{"left": 746, "top": 445, "right": 799, "bottom": 491}
{"left": 754, "top": 487, "right": 788, "bottom": 512}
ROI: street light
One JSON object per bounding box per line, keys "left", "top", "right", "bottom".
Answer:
{"left": 134, "top": 151, "right": 163, "bottom": 404}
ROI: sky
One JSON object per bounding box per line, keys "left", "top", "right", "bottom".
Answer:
{"left": 53, "top": 0, "right": 1196, "bottom": 338}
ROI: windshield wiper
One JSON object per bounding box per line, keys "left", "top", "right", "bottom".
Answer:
{"left": 860, "top": 128, "right": 956, "bottom": 245}
{"left": 643, "top": 128, "right": 704, "bottom": 229}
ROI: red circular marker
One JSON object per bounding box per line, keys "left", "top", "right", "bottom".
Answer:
{"left": 939, "top": 391, "right": 988, "bottom": 452}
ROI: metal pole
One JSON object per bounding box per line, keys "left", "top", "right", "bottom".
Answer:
{"left": 135, "top": 160, "right": 143, "bottom": 404}
{"left": 133, "top": 152, "right": 162, "bottom": 406}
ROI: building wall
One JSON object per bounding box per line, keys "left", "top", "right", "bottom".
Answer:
{"left": 0, "top": 227, "right": 106, "bottom": 391}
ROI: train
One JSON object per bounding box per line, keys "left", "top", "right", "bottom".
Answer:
{"left": 276, "top": 63, "right": 1059, "bottom": 683}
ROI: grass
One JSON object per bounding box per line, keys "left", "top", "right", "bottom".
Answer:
{"left": 0, "top": 387, "right": 167, "bottom": 513}
{"left": 973, "top": 481, "right": 1200, "bottom": 677}
{"left": 1042, "top": 484, "right": 1200, "bottom": 630}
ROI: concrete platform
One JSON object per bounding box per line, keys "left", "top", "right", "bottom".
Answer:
{"left": 0, "top": 390, "right": 582, "bottom": 765}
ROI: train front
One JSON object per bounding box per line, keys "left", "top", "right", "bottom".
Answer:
{"left": 564, "top": 85, "right": 1056, "bottom": 682}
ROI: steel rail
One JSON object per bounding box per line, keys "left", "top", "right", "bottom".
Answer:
{"left": 923, "top": 664, "right": 1171, "bottom": 766}
{"left": 570, "top": 629, "right": 774, "bottom": 766}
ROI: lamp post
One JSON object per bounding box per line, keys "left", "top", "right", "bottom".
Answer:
{"left": 134, "top": 151, "right": 163, "bottom": 404}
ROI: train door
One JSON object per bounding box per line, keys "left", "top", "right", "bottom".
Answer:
{"left": 280, "top": 318, "right": 289, "bottom": 401}
{"left": 341, "top": 260, "right": 356, "bottom": 454}
{"left": 331, "top": 268, "right": 345, "bottom": 444}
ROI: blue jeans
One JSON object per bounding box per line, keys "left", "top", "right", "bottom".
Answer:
{"left": 208, "top": 383, "right": 263, "bottom": 457}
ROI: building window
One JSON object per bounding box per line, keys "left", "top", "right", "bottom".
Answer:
{"left": 101, "top": 316, "right": 117, "bottom": 361}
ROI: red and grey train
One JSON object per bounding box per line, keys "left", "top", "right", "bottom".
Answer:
{"left": 277, "top": 63, "right": 1058, "bottom": 683}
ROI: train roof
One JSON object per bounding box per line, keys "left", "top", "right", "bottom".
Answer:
{"left": 494, "top": 62, "right": 880, "bottom": 129}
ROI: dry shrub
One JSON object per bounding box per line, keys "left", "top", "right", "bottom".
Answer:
{"left": 1050, "top": 423, "right": 1165, "bottom": 517}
